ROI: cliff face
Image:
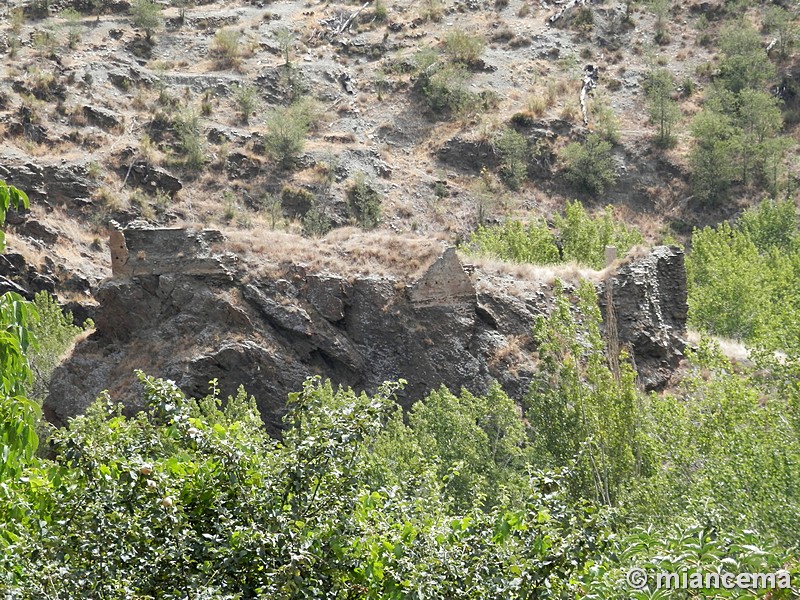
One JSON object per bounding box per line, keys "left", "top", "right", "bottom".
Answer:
{"left": 44, "top": 228, "right": 687, "bottom": 435}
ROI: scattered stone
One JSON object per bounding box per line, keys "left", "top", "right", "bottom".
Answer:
{"left": 225, "top": 152, "right": 262, "bottom": 180}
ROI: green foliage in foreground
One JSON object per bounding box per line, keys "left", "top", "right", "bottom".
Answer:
{"left": 0, "top": 375, "right": 609, "bottom": 598}
{"left": 2, "top": 179, "right": 799, "bottom": 596}
{"left": 465, "top": 200, "right": 642, "bottom": 269}
{"left": 1, "top": 278, "right": 799, "bottom": 597}
{"left": 0, "top": 181, "right": 40, "bottom": 483}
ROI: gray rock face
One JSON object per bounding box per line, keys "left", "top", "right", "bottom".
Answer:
{"left": 598, "top": 246, "right": 688, "bottom": 389}
{"left": 82, "top": 105, "right": 123, "bottom": 131}
{"left": 0, "top": 160, "right": 97, "bottom": 207}
{"left": 126, "top": 161, "right": 183, "bottom": 195}
{"left": 44, "top": 228, "right": 688, "bottom": 435}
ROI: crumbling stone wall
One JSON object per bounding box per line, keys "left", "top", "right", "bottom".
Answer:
{"left": 109, "top": 226, "right": 232, "bottom": 278}
{"left": 408, "top": 247, "right": 476, "bottom": 307}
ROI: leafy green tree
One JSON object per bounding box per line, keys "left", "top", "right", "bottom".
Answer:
{"left": 129, "top": 0, "right": 162, "bottom": 41}
{"left": 526, "top": 281, "right": 647, "bottom": 506}
{"left": 467, "top": 218, "right": 560, "bottom": 264}
{"left": 263, "top": 98, "right": 319, "bottom": 169}
{"left": 644, "top": 68, "right": 680, "bottom": 147}
{"left": 628, "top": 340, "right": 800, "bottom": 545}
{"left": 346, "top": 172, "right": 381, "bottom": 229}
{"left": 648, "top": 0, "right": 671, "bottom": 44}
{"left": 717, "top": 22, "right": 775, "bottom": 93}
{"left": 495, "top": 127, "right": 528, "bottom": 191}
{"left": 443, "top": 29, "right": 485, "bottom": 65}
{"left": 561, "top": 133, "right": 617, "bottom": 196}
{"left": 732, "top": 88, "right": 783, "bottom": 185}
{"left": 687, "top": 221, "right": 770, "bottom": 338}
{"left": 406, "top": 383, "right": 527, "bottom": 511}
{"left": 738, "top": 197, "right": 798, "bottom": 251}
{"left": 465, "top": 201, "right": 641, "bottom": 269}
{"left": 0, "top": 181, "right": 39, "bottom": 482}
{"left": 555, "top": 201, "right": 642, "bottom": 269}
{"left": 689, "top": 109, "right": 737, "bottom": 204}
{"left": 763, "top": 5, "right": 798, "bottom": 60}
{"left": 274, "top": 27, "right": 295, "bottom": 67}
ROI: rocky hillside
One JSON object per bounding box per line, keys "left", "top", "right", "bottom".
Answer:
{"left": 1, "top": 0, "right": 796, "bottom": 426}
{"left": 0, "top": 0, "right": 755, "bottom": 269}
{"left": 44, "top": 225, "right": 687, "bottom": 433}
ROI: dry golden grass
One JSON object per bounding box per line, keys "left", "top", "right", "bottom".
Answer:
{"left": 224, "top": 227, "right": 445, "bottom": 279}
{"left": 685, "top": 329, "right": 750, "bottom": 364}
{"left": 466, "top": 253, "right": 604, "bottom": 286}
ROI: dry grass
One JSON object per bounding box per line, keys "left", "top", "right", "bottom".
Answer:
{"left": 685, "top": 329, "right": 751, "bottom": 364}
{"left": 467, "top": 253, "right": 604, "bottom": 286}
{"left": 224, "top": 227, "right": 445, "bottom": 279}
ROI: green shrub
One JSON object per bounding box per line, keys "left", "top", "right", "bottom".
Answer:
{"left": 561, "top": 133, "right": 617, "bottom": 195}
{"left": 172, "top": 107, "right": 206, "bottom": 169}
{"left": 419, "top": 63, "right": 475, "bottom": 116}
{"left": 373, "top": 0, "right": 388, "bottom": 22}
{"left": 279, "top": 185, "right": 314, "bottom": 218}
{"left": 211, "top": 28, "right": 241, "bottom": 69}
{"left": 301, "top": 199, "right": 333, "bottom": 237}
{"left": 717, "top": 21, "right": 775, "bottom": 94}
{"left": 129, "top": 0, "right": 162, "bottom": 40}
{"left": 231, "top": 83, "right": 258, "bottom": 125}
{"left": 60, "top": 8, "right": 83, "bottom": 48}
{"left": 554, "top": 200, "right": 642, "bottom": 269}
{"left": 346, "top": 172, "right": 381, "bottom": 229}
{"left": 465, "top": 200, "right": 641, "bottom": 269}
{"left": 274, "top": 26, "right": 294, "bottom": 67}
{"left": 644, "top": 68, "right": 680, "bottom": 147}
{"left": 687, "top": 198, "right": 800, "bottom": 342}
{"left": 26, "top": 292, "right": 86, "bottom": 403}
{"left": 419, "top": 0, "right": 443, "bottom": 22}
{"left": 263, "top": 98, "right": 319, "bottom": 169}
{"left": 689, "top": 109, "right": 737, "bottom": 205}
{"left": 495, "top": 127, "right": 528, "bottom": 191}
{"left": 443, "top": 30, "right": 485, "bottom": 65}
{"left": 526, "top": 280, "right": 643, "bottom": 505}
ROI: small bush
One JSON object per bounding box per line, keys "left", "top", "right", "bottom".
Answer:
{"left": 346, "top": 172, "right": 381, "bottom": 229}
{"left": 232, "top": 83, "right": 258, "bottom": 125}
{"left": 419, "top": 0, "right": 443, "bottom": 22}
{"left": 444, "top": 30, "right": 486, "bottom": 65}
{"left": 212, "top": 28, "right": 241, "bottom": 69}
{"left": 26, "top": 292, "right": 85, "bottom": 403}
{"left": 173, "top": 107, "right": 206, "bottom": 169}
{"left": 572, "top": 6, "right": 594, "bottom": 30}
{"left": 374, "top": 0, "right": 388, "bottom": 22}
{"left": 280, "top": 185, "right": 315, "bottom": 218}
{"left": 263, "top": 98, "right": 320, "bottom": 169}
{"left": 302, "top": 200, "right": 333, "bottom": 237}
{"left": 60, "top": 8, "right": 82, "bottom": 49}
{"left": 418, "top": 64, "right": 479, "bottom": 117}
{"left": 495, "top": 128, "right": 528, "bottom": 191}
{"left": 560, "top": 133, "right": 617, "bottom": 195}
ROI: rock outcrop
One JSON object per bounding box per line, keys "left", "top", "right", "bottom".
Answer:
{"left": 45, "top": 228, "right": 688, "bottom": 435}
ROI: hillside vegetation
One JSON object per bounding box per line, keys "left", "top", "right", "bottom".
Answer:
{"left": 2, "top": 0, "right": 800, "bottom": 596}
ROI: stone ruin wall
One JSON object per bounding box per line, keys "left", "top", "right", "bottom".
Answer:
{"left": 109, "top": 227, "right": 231, "bottom": 278}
